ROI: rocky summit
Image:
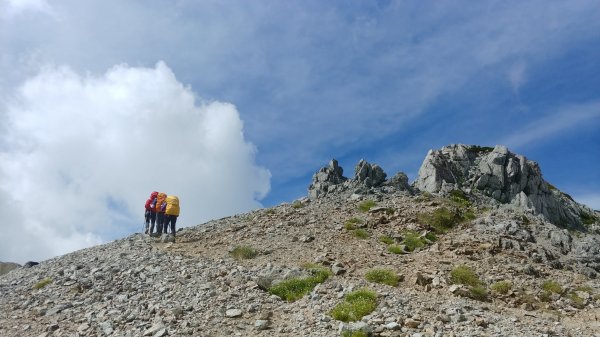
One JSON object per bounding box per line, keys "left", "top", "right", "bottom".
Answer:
{"left": 1, "top": 144, "right": 600, "bottom": 337}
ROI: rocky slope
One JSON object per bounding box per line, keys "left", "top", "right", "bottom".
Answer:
{"left": 1, "top": 144, "right": 599, "bottom": 337}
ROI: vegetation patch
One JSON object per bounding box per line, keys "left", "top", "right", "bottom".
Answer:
{"left": 469, "top": 286, "right": 489, "bottom": 301}
{"left": 450, "top": 265, "right": 482, "bottom": 287}
{"left": 416, "top": 191, "right": 433, "bottom": 202}
{"left": 33, "top": 278, "right": 52, "bottom": 290}
{"left": 387, "top": 245, "right": 405, "bottom": 254}
{"left": 449, "top": 189, "right": 471, "bottom": 207}
{"left": 490, "top": 280, "right": 512, "bottom": 295}
{"left": 291, "top": 200, "right": 305, "bottom": 209}
{"left": 567, "top": 292, "right": 586, "bottom": 309}
{"left": 581, "top": 212, "right": 597, "bottom": 226}
{"left": 269, "top": 265, "right": 331, "bottom": 302}
{"left": 471, "top": 145, "right": 494, "bottom": 154}
{"left": 344, "top": 217, "right": 363, "bottom": 230}
{"left": 330, "top": 288, "right": 378, "bottom": 322}
{"left": 229, "top": 245, "right": 258, "bottom": 260}
{"left": 365, "top": 268, "right": 399, "bottom": 287}
{"left": 358, "top": 200, "right": 377, "bottom": 212}
{"left": 418, "top": 207, "right": 464, "bottom": 234}
{"left": 353, "top": 229, "right": 370, "bottom": 239}
{"left": 401, "top": 231, "right": 427, "bottom": 252}
{"left": 265, "top": 208, "right": 276, "bottom": 215}
{"left": 378, "top": 235, "right": 394, "bottom": 245}
{"left": 541, "top": 280, "right": 562, "bottom": 294}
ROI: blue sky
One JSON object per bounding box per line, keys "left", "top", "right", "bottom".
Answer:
{"left": 1, "top": 0, "right": 599, "bottom": 263}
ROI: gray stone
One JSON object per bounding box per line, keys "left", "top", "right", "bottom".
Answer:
{"left": 225, "top": 309, "right": 243, "bottom": 318}
{"left": 255, "top": 319, "right": 270, "bottom": 330}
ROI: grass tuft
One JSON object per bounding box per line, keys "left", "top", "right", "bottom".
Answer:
{"left": 490, "top": 280, "right": 512, "bottom": 295}
{"left": 358, "top": 200, "right": 376, "bottom": 212}
{"left": 418, "top": 207, "right": 463, "bottom": 234}
{"left": 450, "top": 265, "right": 482, "bottom": 287}
{"left": 229, "top": 245, "right": 258, "bottom": 260}
{"left": 541, "top": 280, "right": 562, "bottom": 294}
{"left": 33, "top": 278, "right": 52, "bottom": 290}
{"left": 365, "top": 268, "right": 399, "bottom": 287}
{"left": 269, "top": 265, "right": 332, "bottom": 302}
{"left": 342, "top": 331, "right": 368, "bottom": 337}
{"left": 291, "top": 200, "right": 305, "bottom": 209}
{"left": 402, "top": 231, "right": 426, "bottom": 252}
{"left": 330, "top": 288, "right": 378, "bottom": 322}
{"left": 387, "top": 244, "right": 405, "bottom": 254}
{"left": 353, "top": 229, "right": 370, "bottom": 239}
{"left": 344, "top": 217, "right": 363, "bottom": 230}
{"left": 378, "top": 235, "right": 394, "bottom": 245}
{"left": 469, "top": 286, "right": 489, "bottom": 301}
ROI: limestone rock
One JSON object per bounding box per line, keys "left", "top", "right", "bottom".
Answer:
{"left": 0, "top": 262, "right": 20, "bottom": 276}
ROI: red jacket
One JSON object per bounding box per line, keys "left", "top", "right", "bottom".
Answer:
{"left": 145, "top": 191, "right": 158, "bottom": 211}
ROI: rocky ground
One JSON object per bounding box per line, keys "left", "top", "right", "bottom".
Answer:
{"left": 2, "top": 144, "right": 599, "bottom": 336}
{"left": 1, "top": 190, "right": 599, "bottom": 337}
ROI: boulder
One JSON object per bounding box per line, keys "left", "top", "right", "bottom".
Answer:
{"left": 353, "top": 159, "right": 386, "bottom": 188}
{"left": 0, "top": 262, "right": 21, "bottom": 276}
{"left": 308, "top": 159, "right": 347, "bottom": 199}
{"left": 414, "top": 144, "right": 596, "bottom": 229}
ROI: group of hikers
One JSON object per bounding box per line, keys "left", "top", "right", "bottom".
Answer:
{"left": 144, "top": 191, "right": 180, "bottom": 236}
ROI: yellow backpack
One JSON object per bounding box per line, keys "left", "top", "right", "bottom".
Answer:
{"left": 165, "top": 196, "right": 180, "bottom": 216}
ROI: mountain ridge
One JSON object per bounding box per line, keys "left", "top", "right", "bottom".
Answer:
{"left": 1, "top": 144, "right": 599, "bottom": 336}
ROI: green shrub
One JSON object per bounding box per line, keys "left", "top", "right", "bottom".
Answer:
{"left": 344, "top": 217, "right": 363, "bottom": 230}
{"left": 353, "top": 229, "right": 369, "bottom": 239}
{"left": 568, "top": 292, "right": 586, "bottom": 309}
{"left": 402, "top": 231, "right": 426, "bottom": 252}
{"left": 418, "top": 207, "right": 463, "bottom": 234}
{"left": 33, "top": 278, "right": 52, "bottom": 290}
{"left": 378, "top": 235, "right": 394, "bottom": 245}
{"left": 541, "top": 280, "right": 562, "bottom": 294}
{"left": 291, "top": 200, "right": 304, "bottom": 209}
{"left": 269, "top": 265, "right": 331, "bottom": 302}
{"left": 387, "top": 245, "right": 405, "bottom": 254}
{"left": 365, "top": 268, "right": 399, "bottom": 287}
{"left": 229, "top": 245, "right": 258, "bottom": 260}
{"left": 330, "top": 289, "right": 378, "bottom": 322}
{"left": 449, "top": 190, "right": 471, "bottom": 207}
{"left": 416, "top": 191, "right": 433, "bottom": 202}
{"left": 581, "top": 212, "right": 597, "bottom": 225}
{"left": 471, "top": 145, "right": 494, "bottom": 154}
{"left": 358, "top": 200, "right": 376, "bottom": 212}
{"left": 469, "top": 286, "right": 489, "bottom": 301}
{"left": 265, "top": 208, "right": 276, "bottom": 215}
{"left": 521, "top": 215, "right": 531, "bottom": 225}
{"left": 424, "top": 232, "right": 437, "bottom": 242}
{"left": 490, "top": 280, "right": 512, "bottom": 295}
{"left": 450, "top": 265, "right": 482, "bottom": 287}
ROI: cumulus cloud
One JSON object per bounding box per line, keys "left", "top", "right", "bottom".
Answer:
{"left": 0, "top": 61, "right": 270, "bottom": 264}
{"left": 0, "top": 0, "right": 55, "bottom": 18}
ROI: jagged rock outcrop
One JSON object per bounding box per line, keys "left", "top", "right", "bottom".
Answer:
{"left": 0, "top": 262, "right": 20, "bottom": 276}
{"left": 308, "top": 159, "right": 347, "bottom": 199}
{"left": 308, "top": 159, "right": 410, "bottom": 199}
{"left": 414, "top": 144, "right": 596, "bottom": 229}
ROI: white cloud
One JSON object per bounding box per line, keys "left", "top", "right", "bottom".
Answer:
{"left": 501, "top": 101, "right": 600, "bottom": 149}
{"left": 0, "top": 61, "right": 270, "bottom": 264}
{"left": 508, "top": 60, "right": 527, "bottom": 94}
{"left": 0, "top": 0, "right": 55, "bottom": 18}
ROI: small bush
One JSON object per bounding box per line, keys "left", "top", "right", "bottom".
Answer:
{"left": 469, "top": 286, "right": 489, "bottom": 301}
{"left": 490, "top": 280, "right": 512, "bottom": 295}
{"left": 449, "top": 190, "right": 471, "bottom": 207}
{"left": 229, "top": 245, "right": 258, "bottom": 260}
{"left": 265, "top": 208, "right": 276, "bottom": 215}
{"left": 581, "top": 212, "right": 597, "bottom": 225}
{"left": 365, "top": 268, "right": 399, "bottom": 287}
{"left": 402, "top": 231, "right": 426, "bottom": 252}
{"left": 33, "top": 278, "right": 52, "bottom": 290}
{"left": 568, "top": 292, "right": 586, "bottom": 309}
{"left": 418, "top": 207, "right": 462, "bottom": 234}
{"left": 344, "top": 217, "right": 363, "bottom": 230}
{"left": 269, "top": 265, "right": 331, "bottom": 302}
{"left": 291, "top": 200, "right": 304, "bottom": 209}
{"left": 353, "top": 229, "right": 370, "bottom": 239}
{"left": 378, "top": 235, "right": 394, "bottom": 245}
{"left": 330, "top": 289, "right": 378, "bottom": 322}
{"left": 450, "top": 265, "right": 482, "bottom": 287}
{"left": 424, "top": 232, "right": 437, "bottom": 242}
{"left": 387, "top": 245, "right": 405, "bottom": 254}
{"left": 358, "top": 200, "right": 376, "bottom": 212}
{"left": 541, "top": 280, "right": 562, "bottom": 294}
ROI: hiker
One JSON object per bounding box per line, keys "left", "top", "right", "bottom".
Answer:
{"left": 155, "top": 192, "right": 167, "bottom": 234}
{"left": 164, "top": 195, "right": 180, "bottom": 237}
{"left": 144, "top": 191, "right": 158, "bottom": 234}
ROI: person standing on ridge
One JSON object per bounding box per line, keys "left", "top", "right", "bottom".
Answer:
{"left": 164, "top": 195, "right": 180, "bottom": 238}
{"left": 155, "top": 192, "right": 167, "bottom": 234}
{"left": 144, "top": 191, "right": 158, "bottom": 234}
